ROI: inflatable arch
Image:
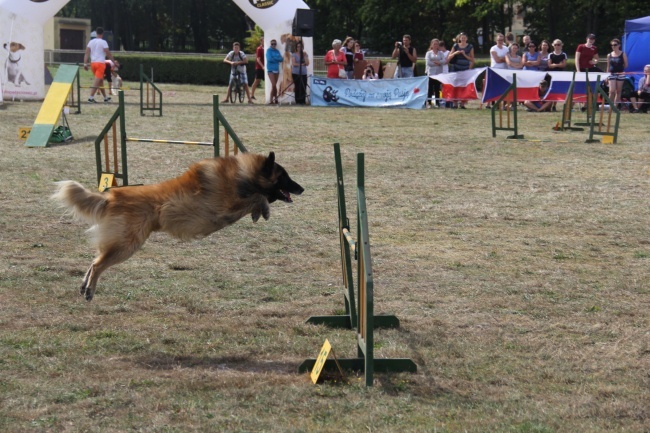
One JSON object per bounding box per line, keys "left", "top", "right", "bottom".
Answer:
{"left": 232, "top": 0, "right": 313, "bottom": 104}
{"left": 1, "top": 0, "right": 311, "bottom": 103}
{"left": 1, "top": 0, "right": 71, "bottom": 100}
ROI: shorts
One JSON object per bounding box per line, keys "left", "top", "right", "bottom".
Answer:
{"left": 230, "top": 71, "right": 248, "bottom": 86}
{"left": 531, "top": 101, "right": 550, "bottom": 111}
{"left": 255, "top": 69, "right": 265, "bottom": 80}
{"left": 608, "top": 74, "right": 626, "bottom": 81}
{"left": 394, "top": 66, "right": 414, "bottom": 78}
{"left": 91, "top": 62, "right": 106, "bottom": 79}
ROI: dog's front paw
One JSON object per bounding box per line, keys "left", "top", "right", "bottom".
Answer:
{"left": 251, "top": 209, "right": 261, "bottom": 222}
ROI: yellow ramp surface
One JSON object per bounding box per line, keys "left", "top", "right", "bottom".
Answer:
{"left": 25, "top": 65, "right": 78, "bottom": 148}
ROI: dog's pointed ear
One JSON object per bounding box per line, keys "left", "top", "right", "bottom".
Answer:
{"left": 263, "top": 152, "right": 276, "bottom": 176}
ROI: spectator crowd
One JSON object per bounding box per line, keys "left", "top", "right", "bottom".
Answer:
{"left": 321, "top": 32, "right": 649, "bottom": 113}
{"left": 222, "top": 32, "right": 649, "bottom": 112}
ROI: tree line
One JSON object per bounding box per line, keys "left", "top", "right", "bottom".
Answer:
{"left": 59, "top": 0, "right": 649, "bottom": 55}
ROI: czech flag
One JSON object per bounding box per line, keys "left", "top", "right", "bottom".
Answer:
{"left": 545, "top": 71, "right": 600, "bottom": 102}
{"left": 432, "top": 68, "right": 486, "bottom": 100}
{"left": 482, "top": 68, "right": 547, "bottom": 103}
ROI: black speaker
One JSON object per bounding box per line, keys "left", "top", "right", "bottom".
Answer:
{"left": 292, "top": 9, "right": 314, "bottom": 37}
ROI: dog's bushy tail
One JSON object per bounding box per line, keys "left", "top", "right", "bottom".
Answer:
{"left": 52, "top": 181, "right": 107, "bottom": 224}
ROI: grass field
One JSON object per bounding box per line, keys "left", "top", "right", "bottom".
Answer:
{"left": 0, "top": 78, "right": 649, "bottom": 432}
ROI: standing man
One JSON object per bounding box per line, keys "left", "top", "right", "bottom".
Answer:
{"left": 224, "top": 42, "right": 254, "bottom": 104}
{"left": 250, "top": 37, "right": 264, "bottom": 100}
{"left": 392, "top": 35, "right": 417, "bottom": 78}
{"left": 575, "top": 33, "right": 601, "bottom": 72}
{"left": 83, "top": 27, "right": 116, "bottom": 103}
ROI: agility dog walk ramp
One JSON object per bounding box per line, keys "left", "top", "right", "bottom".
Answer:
{"left": 25, "top": 64, "right": 79, "bottom": 148}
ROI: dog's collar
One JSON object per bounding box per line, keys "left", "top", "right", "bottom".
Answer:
{"left": 8, "top": 54, "right": 20, "bottom": 63}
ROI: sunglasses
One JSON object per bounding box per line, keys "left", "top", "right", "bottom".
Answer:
{"left": 528, "top": 45, "right": 536, "bottom": 48}
{"left": 553, "top": 44, "right": 562, "bottom": 46}
{"left": 271, "top": 42, "right": 277, "bottom": 45}
{"left": 611, "top": 43, "right": 619, "bottom": 46}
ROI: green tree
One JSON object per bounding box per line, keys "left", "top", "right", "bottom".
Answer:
{"left": 58, "top": 0, "right": 650, "bottom": 55}
{"left": 521, "top": 0, "right": 650, "bottom": 51}
{"left": 59, "top": 0, "right": 249, "bottom": 52}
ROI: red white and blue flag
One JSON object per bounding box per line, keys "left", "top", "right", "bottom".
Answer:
{"left": 482, "top": 68, "right": 547, "bottom": 103}
{"left": 545, "top": 71, "right": 600, "bottom": 102}
{"left": 432, "top": 68, "right": 486, "bottom": 100}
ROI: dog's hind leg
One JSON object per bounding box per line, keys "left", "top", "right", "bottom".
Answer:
{"left": 81, "top": 238, "right": 145, "bottom": 301}
{"left": 80, "top": 266, "right": 92, "bottom": 296}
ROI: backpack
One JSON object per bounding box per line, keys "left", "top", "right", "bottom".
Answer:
{"left": 230, "top": 51, "right": 244, "bottom": 70}
{"left": 49, "top": 126, "right": 73, "bottom": 144}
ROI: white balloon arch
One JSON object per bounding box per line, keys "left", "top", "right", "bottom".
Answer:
{"left": 0, "top": 0, "right": 71, "bottom": 100}
{"left": 0, "top": 0, "right": 312, "bottom": 103}
{"left": 231, "top": 0, "right": 312, "bottom": 104}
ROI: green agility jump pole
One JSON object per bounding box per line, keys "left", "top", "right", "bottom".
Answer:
{"left": 300, "top": 146, "right": 416, "bottom": 387}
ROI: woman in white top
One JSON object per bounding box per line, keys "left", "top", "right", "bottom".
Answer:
{"left": 426, "top": 38, "right": 446, "bottom": 107}
{"left": 490, "top": 33, "right": 509, "bottom": 69}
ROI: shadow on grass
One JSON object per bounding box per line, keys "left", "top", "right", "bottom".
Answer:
{"left": 134, "top": 352, "right": 296, "bottom": 374}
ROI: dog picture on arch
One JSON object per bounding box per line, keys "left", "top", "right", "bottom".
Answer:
{"left": 3, "top": 42, "right": 32, "bottom": 87}
{"left": 52, "top": 152, "right": 304, "bottom": 301}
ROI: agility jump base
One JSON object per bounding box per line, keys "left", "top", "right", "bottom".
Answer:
{"left": 94, "top": 90, "right": 246, "bottom": 188}
{"left": 140, "top": 64, "right": 162, "bottom": 117}
{"left": 585, "top": 76, "right": 621, "bottom": 144}
{"left": 574, "top": 71, "right": 598, "bottom": 127}
{"left": 299, "top": 144, "right": 416, "bottom": 386}
{"left": 555, "top": 72, "right": 585, "bottom": 132}
{"left": 559, "top": 73, "right": 621, "bottom": 143}
{"left": 306, "top": 143, "right": 401, "bottom": 331}
{"left": 491, "top": 73, "right": 524, "bottom": 139}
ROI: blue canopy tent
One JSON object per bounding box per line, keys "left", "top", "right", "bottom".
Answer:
{"left": 624, "top": 16, "right": 650, "bottom": 87}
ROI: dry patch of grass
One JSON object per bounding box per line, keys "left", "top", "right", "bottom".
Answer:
{"left": 0, "top": 81, "right": 648, "bottom": 432}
